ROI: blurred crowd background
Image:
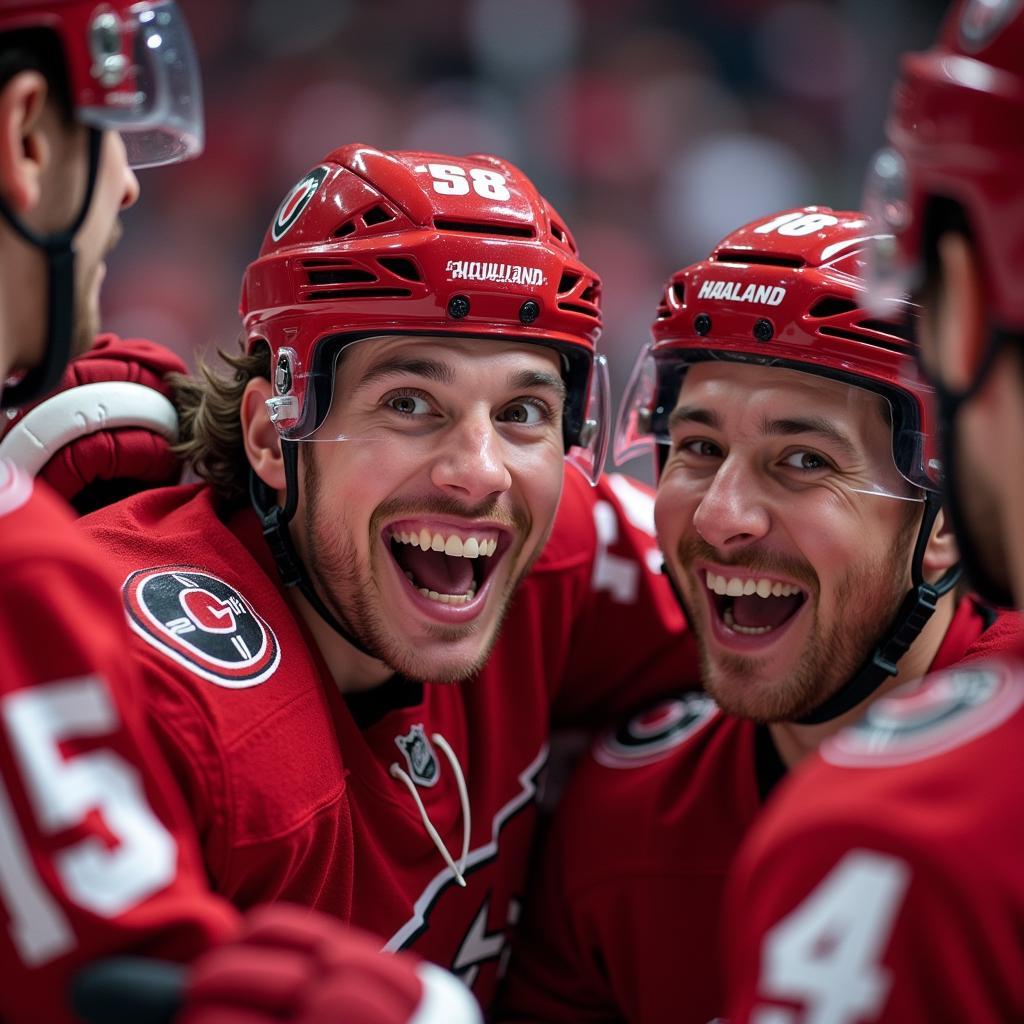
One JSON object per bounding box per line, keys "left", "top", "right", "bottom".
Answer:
{"left": 105, "top": 0, "right": 948, "bottom": 475}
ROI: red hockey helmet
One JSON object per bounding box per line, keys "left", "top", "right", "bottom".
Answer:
{"left": 863, "top": 0, "right": 1024, "bottom": 329}
{"left": 616, "top": 206, "right": 939, "bottom": 497}
{"left": 241, "top": 144, "right": 609, "bottom": 483}
{"left": 0, "top": 0, "right": 203, "bottom": 167}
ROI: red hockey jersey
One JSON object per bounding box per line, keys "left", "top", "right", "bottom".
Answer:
{"left": 724, "top": 642, "right": 1024, "bottom": 1023}
{"left": 498, "top": 598, "right": 1023, "bottom": 1024}
{"left": 0, "top": 462, "right": 238, "bottom": 1024}
{"left": 80, "top": 468, "right": 694, "bottom": 1010}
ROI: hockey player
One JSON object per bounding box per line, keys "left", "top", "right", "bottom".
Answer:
{"left": 76, "top": 143, "right": 693, "bottom": 1011}
{"left": 723, "top": 5, "right": 1024, "bottom": 1021}
{"left": 497, "top": 207, "right": 1022, "bottom": 1023}
{"left": 0, "top": 5, "right": 479, "bottom": 1022}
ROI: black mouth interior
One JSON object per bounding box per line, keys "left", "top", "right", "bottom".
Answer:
{"left": 389, "top": 537, "right": 491, "bottom": 594}
{"left": 711, "top": 589, "right": 806, "bottom": 631}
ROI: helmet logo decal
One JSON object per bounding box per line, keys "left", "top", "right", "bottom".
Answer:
{"left": 272, "top": 166, "right": 330, "bottom": 242}
{"left": 960, "top": 0, "right": 1022, "bottom": 49}
{"left": 594, "top": 693, "right": 719, "bottom": 768}
{"left": 697, "top": 280, "right": 787, "bottom": 306}
{"left": 446, "top": 260, "right": 546, "bottom": 286}
{"left": 394, "top": 724, "right": 440, "bottom": 788}
{"left": 124, "top": 567, "right": 281, "bottom": 688}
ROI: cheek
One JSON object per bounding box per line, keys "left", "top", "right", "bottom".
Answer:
{"left": 654, "top": 477, "right": 700, "bottom": 546}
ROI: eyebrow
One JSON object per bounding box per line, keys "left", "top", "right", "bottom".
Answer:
{"left": 667, "top": 405, "right": 861, "bottom": 459}
{"left": 759, "top": 415, "right": 861, "bottom": 460}
{"left": 353, "top": 357, "right": 566, "bottom": 401}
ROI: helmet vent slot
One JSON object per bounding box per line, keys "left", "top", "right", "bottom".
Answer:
{"left": 333, "top": 220, "right": 357, "bottom": 238}
{"left": 671, "top": 282, "right": 686, "bottom": 306}
{"left": 305, "top": 265, "right": 377, "bottom": 286}
{"left": 808, "top": 296, "right": 858, "bottom": 318}
{"left": 819, "top": 326, "right": 911, "bottom": 354}
{"left": 377, "top": 257, "right": 422, "bottom": 282}
{"left": 434, "top": 218, "right": 535, "bottom": 238}
{"left": 580, "top": 282, "right": 600, "bottom": 304}
{"left": 557, "top": 271, "right": 582, "bottom": 294}
{"left": 363, "top": 205, "right": 395, "bottom": 226}
{"left": 857, "top": 318, "right": 914, "bottom": 343}
{"left": 558, "top": 302, "right": 600, "bottom": 320}
{"left": 715, "top": 250, "right": 805, "bottom": 269}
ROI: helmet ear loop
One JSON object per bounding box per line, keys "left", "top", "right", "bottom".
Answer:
{"left": 1, "top": 127, "right": 103, "bottom": 410}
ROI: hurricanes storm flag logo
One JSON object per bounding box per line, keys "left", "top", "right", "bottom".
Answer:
{"left": 124, "top": 566, "right": 280, "bottom": 688}
{"left": 271, "top": 166, "right": 330, "bottom": 242}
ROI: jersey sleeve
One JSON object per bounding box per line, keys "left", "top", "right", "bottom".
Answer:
{"left": 0, "top": 524, "right": 239, "bottom": 1024}
{"left": 548, "top": 472, "right": 697, "bottom": 727}
{"left": 724, "top": 757, "right": 1024, "bottom": 1024}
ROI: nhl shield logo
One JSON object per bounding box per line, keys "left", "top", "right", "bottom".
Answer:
{"left": 394, "top": 724, "right": 440, "bottom": 787}
{"left": 123, "top": 566, "right": 280, "bottom": 688}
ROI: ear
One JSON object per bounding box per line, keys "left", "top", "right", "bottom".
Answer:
{"left": 0, "top": 71, "right": 51, "bottom": 216}
{"left": 241, "top": 377, "right": 285, "bottom": 490}
{"left": 921, "top": 505, "right": 959, "bottom": 582}
{"left": 931, "top": 231, "right": 988, "bottom": 394}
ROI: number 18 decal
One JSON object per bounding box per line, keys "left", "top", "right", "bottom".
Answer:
{"left": 0, "top": 677, "right": 176, "bottom": 965}
{"left": 754, "top": 850, "right": 910, "bottom": 1024}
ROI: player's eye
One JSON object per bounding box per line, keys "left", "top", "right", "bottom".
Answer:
{"left": 385, "top": 392, "right": 431, "bottom": 417}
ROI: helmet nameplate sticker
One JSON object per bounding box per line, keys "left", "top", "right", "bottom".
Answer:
{"left": 124, "top": 567, "right": 281, "bottom": 688}
{"left": 445, "top": 260, "right": 547, "bottom": 287}
{"left": 272, "top": 166, "right": 330, "bottom": 242}
{"left": 697, "top": 280, "right": 787, "bottom": 305}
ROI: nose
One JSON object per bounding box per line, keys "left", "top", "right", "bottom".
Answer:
{"left": 690, "top": 457, "right": 770, "bottom": 550}
{"left": 108, "top": 131, "right": 140, "bottom": 210}
{"left": 429, "top": 409, "right": 513, "bottom": 503}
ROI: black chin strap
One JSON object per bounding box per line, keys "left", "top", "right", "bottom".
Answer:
{"left": 797, "top": 492, "right": 961, "bottom": 724}
{"left": 1, "top": 127, "right": 102, "bottom": 410}
{"left": 249, "top": 439, "right": 377, "bottom": 658}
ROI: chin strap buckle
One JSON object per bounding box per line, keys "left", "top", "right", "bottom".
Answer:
{"left": 871, "top": 582, "right": 941, "bottom": 677}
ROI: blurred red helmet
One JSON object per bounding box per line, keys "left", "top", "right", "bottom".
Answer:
{"left": 616, "top": 206, "right": 938, "bottom": 494}
{"left": 863, "top": 0, "right": 1024, "bottom": 329}
{"left": 242, "top": 143, "right": 609, "bottom": 481}
{"left": 0, "top": 0, "right": 203, "bottom": 167}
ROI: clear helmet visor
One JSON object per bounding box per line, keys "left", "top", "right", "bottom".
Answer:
{"left": 78, "top": 0, "right": 204, "bottom": 168}
{"left": 615, "top": 343, "right": 939, "bottom": 502}
{"left": 862, "top": 147, "right": 916, "bottom": 317}
{"left": 265, "top": 336, "right": 610, "bottom": 486}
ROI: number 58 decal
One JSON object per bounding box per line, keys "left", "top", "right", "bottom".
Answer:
{"left": 416, "top": 162, "right": 511, "bottom": 200}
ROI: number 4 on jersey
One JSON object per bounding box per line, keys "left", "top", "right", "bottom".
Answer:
{"left": 753, "top": 851, "right": 910, "bottom": 1024}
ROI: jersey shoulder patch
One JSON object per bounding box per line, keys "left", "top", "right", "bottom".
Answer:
{"left": 823, "top": 660, "right": 1024, "bottom": 768}
{"left": 123, "top": 565, "right": 281, "bottom": 688}
{"left": 594, "top": 691, "right": 719, "bottom": 769}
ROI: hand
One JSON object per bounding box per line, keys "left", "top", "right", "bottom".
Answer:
{"left": 179, "top": 905, "right": 482, "bottom": 1024}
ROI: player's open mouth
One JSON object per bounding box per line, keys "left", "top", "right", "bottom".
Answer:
{"left": 385, "top": 521, "right": 509, "bottom": 607}
{"left": 703, "top": 568, "right": 807, "bottom": 638}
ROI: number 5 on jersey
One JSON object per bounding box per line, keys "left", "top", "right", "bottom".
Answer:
{"left": 0, "top": 677, "right": 176, "bottom": 965}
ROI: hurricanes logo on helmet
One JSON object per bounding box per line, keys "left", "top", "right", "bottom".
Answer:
{"left": 123, "top": 566, "right": 280, "bottom": 688}
{"left": 272, "top": 166, "right": 330, "bottom": 242}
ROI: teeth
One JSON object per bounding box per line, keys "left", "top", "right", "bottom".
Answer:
{"left": 416, "top": 585, "right": 477, "bottom": 605}
{"left": 705, "top": 571, "right": 801, "bottom": 599}
{"left": 392, "top": 529, "right": 497, "bottom": 559}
